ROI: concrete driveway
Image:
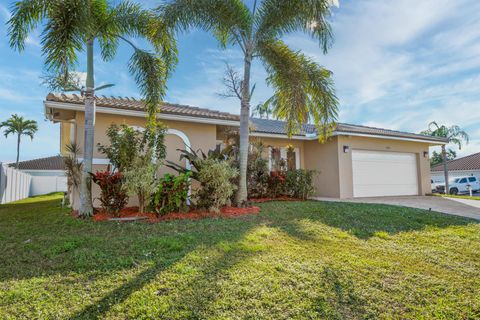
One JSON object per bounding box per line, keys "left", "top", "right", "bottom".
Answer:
{"left": 313, "top": 196, "right": 480, "bottom": 220}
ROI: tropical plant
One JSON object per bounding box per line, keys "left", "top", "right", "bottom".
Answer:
{"left": 195, "top": 159, "right": 238, "bottom": 213}
{"left": 247, "top": 141, "right": 270, "bottom": 198}
{"left": 285, "top": 169, "right": 316, "bottom": 200}
{"left": 63, "top": 142, "right": 83, "bottom": 208}
{"left": 8, "top": 0, "right": 177, "bottom": 217}
{"left": 431, "top": 149, "right": 456, "bottom": 167}
{"left": 165, "top": 146, "right": 228, "bottom": 181}
{"left": 152, "top": 172, "right": 191, "bottom": 216}
{"left": 421, "top": 121, "right": 469, "bottom": 194}
{"left": 98, "top": 125, "right": 143, "bottom": 172}
{"left": 98, "top": 122, "right": 167, "bottom": 171}
{"left": 268, "top": 171, "right": 286, "bottom": 198}
{"left": 158, "top": 0, "right": 339, "bottom": 205}
{"left": 123, "top": 151, "right": 159, "bottom": 214}
{"left": 0, "top": 114, "right": 38, "bottom": 168}
{"left": 91, "top": 170, "right": 128, "bottom": 216}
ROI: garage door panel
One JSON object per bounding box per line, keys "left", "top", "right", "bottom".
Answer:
{"left": 352, "top": 150, "right": 418, "bottom": 197}
{"left": 353, "top": 184, "right": 418, "bottom": 198}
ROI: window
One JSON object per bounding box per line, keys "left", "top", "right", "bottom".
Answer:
{"left": 287, "top": 148, "right": 296, "bottom": 171}
{"left": 468, "top": 177, "right": 476, "bottom": 182}
{"left": 269, "top": 147, "right": 300, "bottom": 171}
{"left": 459, "top": 178, "right": 467, "bottom": 183}
{"left": 270, "top": 148, "right": 283, "bottom": 171}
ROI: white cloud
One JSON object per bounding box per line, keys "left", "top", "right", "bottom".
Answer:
{"left": 0, "top": 3, "right": 10, "bottom": 21}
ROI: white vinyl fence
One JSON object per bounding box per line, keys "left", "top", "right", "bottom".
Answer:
{"left": 30, "top": 176, "right": 67, "bottom": 196}
{"left": 0, "top": 163, "right": 32, "bottom": 204}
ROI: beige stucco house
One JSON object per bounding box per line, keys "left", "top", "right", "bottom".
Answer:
{"left": 44, "top": 93, "right": 447, "bottom": 208}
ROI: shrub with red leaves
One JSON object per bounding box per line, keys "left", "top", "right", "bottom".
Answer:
{"left": 91, "top": 170, "right": 128, "bottom": 216}
{"left": 269, "top": 171, "right": 286, "bottom": 198}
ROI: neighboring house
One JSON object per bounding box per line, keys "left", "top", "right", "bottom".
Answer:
{"left": 431, "top": 152, "right": 480, "bottom": 183}
{"left": 44, "top": 93, "right": 447, "bottom": 209}
{"left": 13, "top": 156, "right": 67, "bottom": 196}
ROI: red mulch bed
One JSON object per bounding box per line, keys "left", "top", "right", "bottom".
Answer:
{"left": 249, "top": 196, "right": 302, "bottom": 203}
{"left": 73, "top": 205, "right": 260, "bottom": 223}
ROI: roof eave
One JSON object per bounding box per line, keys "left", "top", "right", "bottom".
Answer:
{"left": 332, "top": 131, "right": 448, "bottom": 145}
{"left": 45, "top": 100, "right": 448, "bottom": 145}
{"left": 44, "top": 100, "right": 241, "bottom": 127}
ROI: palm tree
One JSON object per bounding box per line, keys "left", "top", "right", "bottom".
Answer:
{"left": 8, "top": 0, "right": 177, "bottom": 217}
{"left": 158, "top": 0, "right": 339, "bottom": 205}
{"left": 252, "top": 102, "right": 273, "bottom": 120}
{"left": 0, "top": 114, "right": 38, "bottom": 169}
{"left": 421, "top": 121, "right": 469, "bottom": 194}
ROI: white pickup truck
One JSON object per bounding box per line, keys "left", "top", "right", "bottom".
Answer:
{"left": 435, "top": 176, "right": 480, "bottom": 195}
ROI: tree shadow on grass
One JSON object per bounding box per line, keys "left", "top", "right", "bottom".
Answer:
{"left": 67, "top": 235, "right": 261, "bottom": 319}
{"left": 262, "top": 200, "right": 476, "bottom": 240}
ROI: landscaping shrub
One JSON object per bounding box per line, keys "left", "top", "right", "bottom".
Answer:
{"left": 285, "top": 169, "right": 316, "bottom": 199}
{"left": 91, "top": 170, "right": 128, "bottom": 216}
{"left": 98, "top": 122, "right": 168, "bottom": 213}
{"left": 152, "top": 172, "right": 191, "bottom": 216}
{"left": 247, "top": 141, "right": 270, "bottom": 198}
{"left": 195, "top": 159, "right": 238, "bottom": 213}
{"left": 123, "top": 152, "right": 159, "bottom": 213}
{"left": 268, "top": 171, "right": 287, "bottom": 198}
{"left": 98, "top": 123, "right": 167, "bottom": 171}
{"left": 165, "top": 146, "right": 230, "bottom": 181}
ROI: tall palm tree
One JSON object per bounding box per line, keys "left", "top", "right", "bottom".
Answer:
{"left": 8, "top": 0, "right": 177, "bottom": 216}
{"left": 0, "top": 114, "right": 38, "bottom": 169}
{"left": 158, "top": 0, "right": 339, "bottom": 205}
{"left": 421, "top": 121, "right": 469, "bottom": 194}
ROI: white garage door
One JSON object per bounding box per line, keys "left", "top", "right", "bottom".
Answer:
{"left": 352, "top": 150, "right": 419, "bottom": 197}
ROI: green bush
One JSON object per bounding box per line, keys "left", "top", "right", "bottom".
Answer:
{"left": 285, "top": 169, "right": 316, "bottom": 199}
{"left": 98, "top": 123, "right": 167, "bottom": 172}
{"left": 152, "top": 172, "right": 191, "bottom": 216}
{"left": 123, "top": 152, "right": 159, "bottom": 213}
{"left": 195, "top": 159, "right": 239, "bottom": 213}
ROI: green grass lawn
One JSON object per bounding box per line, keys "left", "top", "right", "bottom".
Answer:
{"left": 1, "top": 193, "right": 479, "bottom": 319}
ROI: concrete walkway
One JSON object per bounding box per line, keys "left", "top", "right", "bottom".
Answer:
{"left": 312, "top": 196, "right": 480, "bottom": 221}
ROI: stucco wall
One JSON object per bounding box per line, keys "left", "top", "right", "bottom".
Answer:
{"left": 73, "top": 112, "right": 218, "bottom": 159}
{"left": 303, "top": 137, "right": 340, "bottom": 198}
{"left": 336, "top": 135, "right": 431, "bottom": 198}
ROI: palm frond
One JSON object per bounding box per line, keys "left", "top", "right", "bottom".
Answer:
{"left": 421, "top": 121, "right": 469, "bottom": 149}
{"left": 258, "top": 40, "right": 338, "bottom": 138}
{"left": 7, "top": 0, "right": 49, "bottom": 51}
{"left": 255, "top": 0, "right": 334, "bottom": 52}
{"left": 128, "top": 49, "right": 169, "bottom": 119}
{"left": 41, "top": 0, "right": 85, "bottom": 76}
{"left": 157, "top": 0, "right": 251, "bottom": 47}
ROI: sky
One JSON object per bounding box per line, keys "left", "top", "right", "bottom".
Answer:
{"left": 1, "top": 0, "right": 480, "bottom": 163}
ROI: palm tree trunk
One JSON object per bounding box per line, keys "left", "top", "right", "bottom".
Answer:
{"left": 442, "top": 145, "right": 449, "bottom": 194}
{"left": 79, "top": 39, "right": 95, "bottom": 216}
{"left": 15, "top": 134, "right": 20, "bottom": 169}
{"left": 235, "top": 51, "right": 252, "bottom": 206}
